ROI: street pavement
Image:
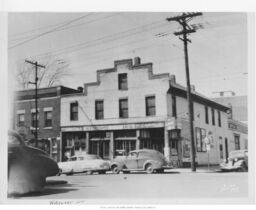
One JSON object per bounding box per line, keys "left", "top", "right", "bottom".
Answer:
{"left": 9, "top": 167, "right": 249, "bottom": 202}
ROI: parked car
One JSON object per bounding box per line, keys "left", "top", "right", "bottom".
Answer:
{"left": 8, "top": 131, "right": 59, "bottom": 195}
{"left": 110, "top": 149, "right": 172, "bottom": 174}
{"left": 58, "top": 154, "right": 110, "bottom": 175}
{"left": 220, "top": 149, "right": 248, "bottom": 172}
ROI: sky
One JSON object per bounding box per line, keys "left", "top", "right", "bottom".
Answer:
{"left": 8, "top": 12, "right": 248, "bottom": 97}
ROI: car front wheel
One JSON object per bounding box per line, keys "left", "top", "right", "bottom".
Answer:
{"left": 111, "top": 165, "right": 120, "bottom": 174}
{"left": 145, "top": 163, "right": 154, "bottom": 174}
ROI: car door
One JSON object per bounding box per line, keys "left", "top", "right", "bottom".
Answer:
{"left": 75, "top": 156, "right": 87, "bottom": 172}
{"left": 123, "top": 152, "right": 138, "bottom": 169}
{"left": 69, "top": 156, "right": 78, "bottom": 172}
{"left": 137, "top": 151, "right": 149, "bottom": 169}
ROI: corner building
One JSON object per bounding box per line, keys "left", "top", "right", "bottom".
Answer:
{"left": 61, "top": 58, "right": 231, "bottom": 166}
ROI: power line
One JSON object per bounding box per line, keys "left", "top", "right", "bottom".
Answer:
{"left": 9, "top": 13, "right": 120, "bottom": 43}
{"left": 9, "top": 13, "right": 93, "bottom": 38}
{"left": 23, "top": 19, "right": 169, "bottom": 60}
{"left": 9, "top": 14, "right": 93, "bottom": 50}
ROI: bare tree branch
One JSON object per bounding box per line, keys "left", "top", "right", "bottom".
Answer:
{"left": 15, "top": 55, "right": 71, "bottom": 90}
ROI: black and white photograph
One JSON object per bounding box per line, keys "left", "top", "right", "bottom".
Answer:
{"left": 0, "top": 0, "right": 255, "bottom": 207}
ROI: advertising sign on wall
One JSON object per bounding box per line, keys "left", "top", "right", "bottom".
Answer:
{"left": 182, "top": 138, "right": 191, "bottom": 162}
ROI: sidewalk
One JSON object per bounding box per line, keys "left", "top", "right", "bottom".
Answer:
{"left": 169, "top": 165, "right": 221, "bottom": 173}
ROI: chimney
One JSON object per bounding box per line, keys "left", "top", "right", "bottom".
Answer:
{"left": 77, "top": 86, "right": 83, "bottom": 92}
{"left": 170, "top": 75, "right": 176, "bottom": 83}
{"left": 190, "top": 85, "right": 195, "bottom": 91}
{"left": 134, "top": 57, "right": 141, "bottom": 65}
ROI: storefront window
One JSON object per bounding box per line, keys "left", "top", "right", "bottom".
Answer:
{"left": 139, "top": 129, "right": 164, "bottom": 153}
{"left": 90, "top": 140, "right": 109, "bottom": 159}
{"left": 195, "top": 127, "right": 206, "bottom": 152}
{"left": 114, "top": 140, "right": 136, "bottom": 156}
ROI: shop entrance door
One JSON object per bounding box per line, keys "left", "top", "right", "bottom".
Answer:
{"left": 225, "top": 138, "right": 229, "bottom": 160}
{"left": 90, "top": 140, "right": 109, "bottom": 159}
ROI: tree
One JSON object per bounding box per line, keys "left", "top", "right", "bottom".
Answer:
{"left": 16, "top": 55, "right": 71, "bottom": 89}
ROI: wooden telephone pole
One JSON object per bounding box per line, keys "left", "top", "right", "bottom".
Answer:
{"left": 25, "top": 60, "right": 45, "bottom": 147}
{"left": 166, "top": 12, "right": 202, "bottom": 172}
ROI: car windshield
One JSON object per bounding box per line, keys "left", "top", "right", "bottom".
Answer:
{"left": 85, "top": 155, "right": 101, "bottom": 160}
{"left": 70, "top": 157, "right": 77, "bottom": 161}
{"left": 69, "top": 155, "right": 102, "bottom": 161}
{"left": 128, "top": 152, "right": 137, "bottom": 157}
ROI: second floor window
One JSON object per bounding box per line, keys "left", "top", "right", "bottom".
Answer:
{"left": 118, "top": 73, "right": 128, "bottom": 90}
{"left": 205, "top": 106, "right": 209, "bottom": 124}
{"left": 70, "top": 102, "right": 78, "bottom": 121}
{"left": 119, "top": 98, "right": 128, "bottom": 118}
{"left": 95, "top": 100, "right": 104, "bottom": 119}
{"left": 17, "top": 114, "right": 25, "bottom": 127}
{"left": 172, "top": 95, "right": 177, "bottom": 117}
{"left": 145, "top": 96, "right": 156, "bottom": 116}
{"left": 211, "top": 108, "right": 215, "bottom": 125}
{"left": 31, "top": 112, "right": 39, "bottom": 128}
{"left": 44, "top": 111, "right": 52, "bottom": 127}
{"left": 218, "top": 110, "right": 221, "bottom": 127}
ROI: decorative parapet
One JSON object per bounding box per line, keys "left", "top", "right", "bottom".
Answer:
{"left": 83, "top": 58, "right": 171, "bottom": 95}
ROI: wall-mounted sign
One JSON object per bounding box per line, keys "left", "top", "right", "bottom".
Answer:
{"left": 62, "top": 122, "right": 165, "bottom": 132}
{"left": 166, "top": 118, "right": 182, "bottom": 130}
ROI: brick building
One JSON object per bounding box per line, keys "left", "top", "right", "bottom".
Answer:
{"left": 13, "top": 86, "right": 81, "bottom": 162}
{"left": 60, "top": 57, "right": 241, "bottom": 166}
{"left": 212, "top": 95, "right": 248, "bottom": 159}
{"left": 212, "top": 95, "right": 247, "bottom": 124}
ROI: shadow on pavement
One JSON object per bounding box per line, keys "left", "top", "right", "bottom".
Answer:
{"left": 109, "top": 171, "right": 181, "bottom": 175}
{"left": 9, "top": 187, "right": 78, "bottom": 198}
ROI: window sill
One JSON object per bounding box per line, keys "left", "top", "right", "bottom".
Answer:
{"left": 44, "top": 127, "right": 53, "bottom": 130}
{"left": 30, "top": 127, "right": 39, "bottom": 130}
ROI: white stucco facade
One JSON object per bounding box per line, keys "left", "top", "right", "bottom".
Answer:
{"left": 60, "top": 58, "right": 247, "bottom": 166}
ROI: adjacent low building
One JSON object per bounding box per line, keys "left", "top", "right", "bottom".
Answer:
{"left": 13, "top": 86, "right": 81, "bottom": 162}
{"left": 60, "top": 57, "right": 243, "bottom": 166}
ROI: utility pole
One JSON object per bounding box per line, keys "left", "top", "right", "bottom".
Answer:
{"left": 25, "top": 60, "right": 45, "bottom": 147}
{"left": 166, "top": 12, "right": 202, "bottom": 172}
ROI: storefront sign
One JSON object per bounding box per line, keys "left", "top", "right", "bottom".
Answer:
{"left": 228, "top": 121, "right": 248, "bottom": 134}
{"left": 166, "top": 118, "right": 182, "bottom": 130}
{"left": 62, "top": 122, "right": 165, "bottom": 132}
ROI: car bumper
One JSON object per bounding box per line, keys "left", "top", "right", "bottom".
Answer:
{"left": 162, "top": 165, "right": 174, "bottom": 169}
